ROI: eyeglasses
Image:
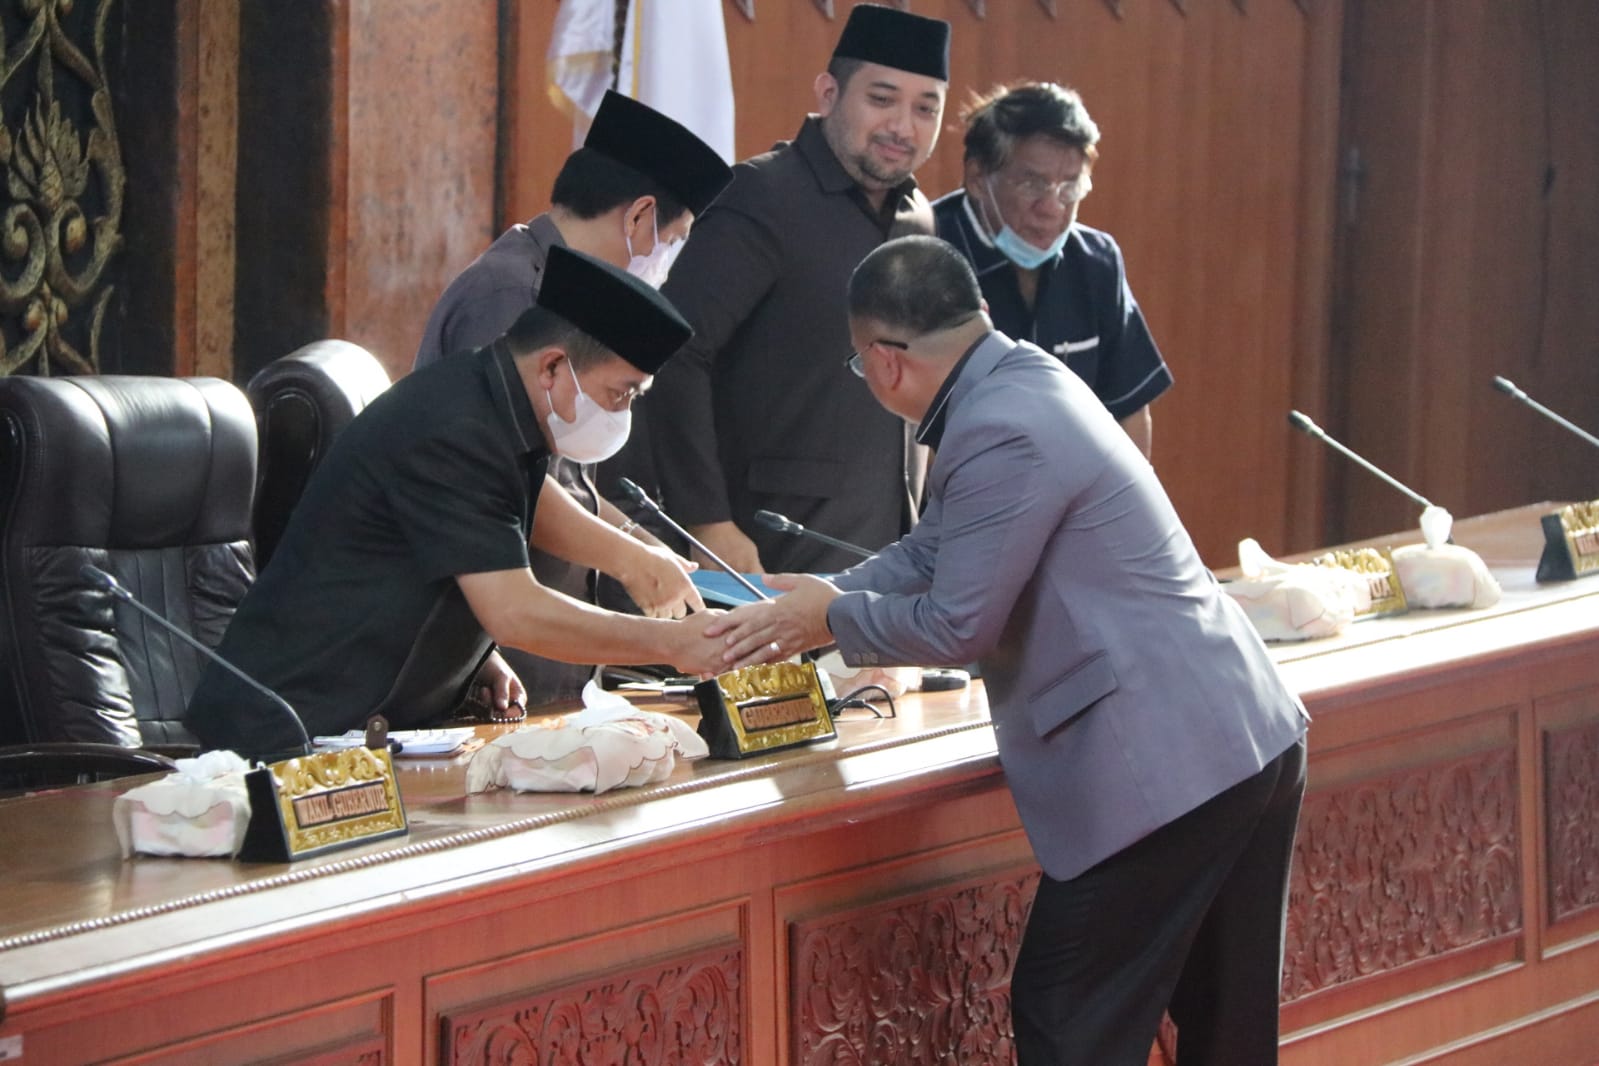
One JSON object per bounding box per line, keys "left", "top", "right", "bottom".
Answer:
{"left": 844, "top": 338, "right": 909, "bottom": 378}
{"left": 602, "top": 382, "right": 647, "bottom": 408}
{"left": 996, "top": 170, "right": 1093, "bottom": 206}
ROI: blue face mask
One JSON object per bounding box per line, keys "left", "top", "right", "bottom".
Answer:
{"left": 984, "top": 178, "right": 1069, "bottom": 270}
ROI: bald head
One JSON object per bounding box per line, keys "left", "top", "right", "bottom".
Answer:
{"left": 848, "top": 236, "right": 982, "bottom": 339}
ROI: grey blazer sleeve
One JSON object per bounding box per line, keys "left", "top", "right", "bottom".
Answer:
{"left": 829, "top": 510, "right": 938, "bottom": 596}
{"left": 828, "top": 414, "right": 1062, "bottom": 667}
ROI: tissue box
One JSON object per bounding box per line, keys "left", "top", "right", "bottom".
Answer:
{"left": 1392, "top": 544, "right": 1502, "bottom": 608}
{"left": 466, "top": 683, "right": 708, "bottom": 796}
{"left": 111, "top": 751, "right": 253, "bottom": 858}
{"left": 1224, "top": 538, "right": 1365, "bottom": 641}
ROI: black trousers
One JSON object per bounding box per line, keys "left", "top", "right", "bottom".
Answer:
{"left": 1011, "top": 737, "right": 1307, "bottom": 1066}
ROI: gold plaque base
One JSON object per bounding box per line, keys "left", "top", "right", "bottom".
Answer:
{"left": 237, "top": 746, "right": 408, "bottom": 862}
{"left": 1312, "top": 545, "right": 1408, "bottom": 618}
{"left": 696, "top": 661, "right": 837, "bottom": 759}
{"left": 1536, "top": 501, "right": 1599, "bottom": 582}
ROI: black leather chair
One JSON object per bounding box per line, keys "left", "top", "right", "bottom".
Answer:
{"left": 0, "top": 375, "right": 258, "bottom": 758}
{"left": 247, "top": 340, "right": 390, "bottom": 567}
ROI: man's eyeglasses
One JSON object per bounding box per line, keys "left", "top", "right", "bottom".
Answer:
{"left": 997, "top": 170, "right": 1093, "bottom": 206}
{"left": 844, "top": 338, "right": 909, "bottom": 378}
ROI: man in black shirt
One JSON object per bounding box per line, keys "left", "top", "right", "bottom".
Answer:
{"left": 187, "top": 248, "right": 727, "bottom": 758}
{"left": 644, "top": 4, "right": 951, "bottom": 574}
{"left": 934, "top": 83, "right": 1171, "bottom": 460}
{"left": 414, "top": 91, "right": 733, "bottom": 708}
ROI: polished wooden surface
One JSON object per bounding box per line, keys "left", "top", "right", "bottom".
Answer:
{"left": 0, "top": 686, "right": 990, "bottom": 954}
{"left": 1, "top": 504, "right": 1597, "bottom": 1064}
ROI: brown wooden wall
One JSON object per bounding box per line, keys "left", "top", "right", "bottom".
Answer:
{"left": 17, "top": 0, "right": 1592, "bottom": 567}
{"left": 1332, "top": 0, "right": 1599, "bottom": 542}
{"left": 509, "top": 0, "right": 1346, "bottom": 564}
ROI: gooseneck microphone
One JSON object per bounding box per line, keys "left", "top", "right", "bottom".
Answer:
{"left": 80, "top": 564, "right": 312, "bottom": 754}
{"left": 752, "top": 510, "right": 876, "bottom": 561}
{"left": 615, "top": 478, "right": 771, "bottom": 602}
{"left": 1492, "top": 376, "right": 1599, "bottom": 450}
{"left": 1288, "top": 410, "right": 1434, "bottom": 509}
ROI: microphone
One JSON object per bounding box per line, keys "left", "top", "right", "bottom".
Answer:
{"left": 1288, "top": 410, "right": 1434, "bottom": 509}
{"left": 1492, "top": 376, "right": 1599, "bottom": 450}
{"left": 753, "top": 510, "right": 876, "bottom": 560}
{"left": 615, "top": 478, "right": 771, "bottom": 602}
{"left": 80, "top": 564, "right": 312, "bottom": 754}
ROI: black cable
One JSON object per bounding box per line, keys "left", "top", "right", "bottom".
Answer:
{"left": 831, "top": 684, "right": 897, "bottom": 719}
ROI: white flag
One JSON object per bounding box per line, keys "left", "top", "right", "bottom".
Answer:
{"left": 620, "top": 0, "right": 737, "bottom": 163}
{"left": 549, "top": 0, "right": 737, "bottom": 162}
{"left": 547, "top": 0, "right": 621, "bottom": 147}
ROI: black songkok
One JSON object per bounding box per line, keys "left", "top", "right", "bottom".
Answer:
{"left": 831, "top": 4, "right": 951, "bottom": 82}
{"left": 534, "top": 245, "right": 693, "bottom": 375}
{"left": 584, "top": 91, "right": 734, "bottom": 216}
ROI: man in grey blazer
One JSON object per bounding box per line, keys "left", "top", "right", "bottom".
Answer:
{"left": 710, "top": 235, "right": 1308, "bottom": 1065}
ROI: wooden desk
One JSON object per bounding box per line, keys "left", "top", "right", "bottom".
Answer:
{"left": 1, "top": 504, "right": 1596, "bottom": 1065}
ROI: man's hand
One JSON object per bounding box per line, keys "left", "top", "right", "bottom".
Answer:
{"left": 659, "top": 611, "right": 734, "bottom": 677}
{"left": 616, "top": 542, "right": 704, "bottom": 619}
{"left": 703, "top": 573, "right": 841, "bottom": 669}
{"left": 474, "top": 649, "right": 527, "bottom": 721}
{"left": 689, "top": 521, "right": 763, "bottom": 575}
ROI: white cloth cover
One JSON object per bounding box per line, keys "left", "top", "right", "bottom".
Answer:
{"left": 111, "top": 750, "right": 253, "bottom": 859}
{"left": 812, "top": 649, "right": 919, "bottom": 699}
{"left": 1392, "top": 543, "right": 1502, "bottom": 608}
{"left": 1223, "top": 538, "right": 1366, "bottom": 642}
{"left": 465, "top": 682, "right": 709, "bottom": 796}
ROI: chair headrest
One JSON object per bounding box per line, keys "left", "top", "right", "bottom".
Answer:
{"left": 0, "top": 376, "right": 257, "bottom": 548}
{"left": 247, "top": 340, "right": 391, "bottom": 419}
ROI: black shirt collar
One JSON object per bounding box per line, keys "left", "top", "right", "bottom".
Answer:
{"left": 794, "top": 115, "right": 920, "bottom": 234}
{"left": 486, "top": 338, "right": 547, "bottom": 457}
{"left": 914, "top": 332, "right": 990, "bottom": 450}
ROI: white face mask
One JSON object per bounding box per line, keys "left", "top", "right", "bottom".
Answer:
{"left": 983, "top": 178, "right": 1070, "bottom": 270}
{"left": 625, "top": 206, "right": 686, "bottom": 289}
{"left": 545, "top": 361, "right": 631, "bottom": 463}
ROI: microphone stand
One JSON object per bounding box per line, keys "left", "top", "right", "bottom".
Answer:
{"left": 752, "top": 510, "right": 876, "bottom": 560}
{"left": 615, "top": 478, "right": 771, "bottom": 602}
{"left": 81, "top": 564, "right": 312, "bottom": 754}
{"left": 1288, "top": 410, "right": 1434, "bottom": 509}
{"left": 1492, "top": 376, "right": 1599, "bottom": 450}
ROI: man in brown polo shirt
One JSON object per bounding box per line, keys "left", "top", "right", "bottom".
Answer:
{"left": 640, "top": 4, "right": 951, "bottom": 575}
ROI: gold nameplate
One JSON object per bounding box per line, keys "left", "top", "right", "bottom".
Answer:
{"left": 237, "top": 746, "right": 408, "bottom": 862}
{"left": 1311, "top": 546, "right": 1408, "bottom": 618}
{"left": 695, "top": 661, "right": 837, "bottom": 759}
{"left": 1537, "top": 500, "right": 1599, "bottom": 582}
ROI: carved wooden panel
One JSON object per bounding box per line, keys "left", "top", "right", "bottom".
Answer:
{"left": 1546, "top": 718, "right": 1599, "bottom": 922}
{"left": 0, "top": 0, "right": 125, "bottom": 375}
{"left": 790, "top": 871, "right": 1039, "bottom": 1065}
{"left": 441, "top": 943, "right": 743, "bottom": 1065}
{"left": 1283, "top": 747, "right": 1520, "bottom": 1001}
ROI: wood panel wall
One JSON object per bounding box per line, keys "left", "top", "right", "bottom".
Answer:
{"left": 129, "top": 0, "right": 1598, "bottom": 566}
{"left": 508, "top": 0, "right": 1344, "bottom": 564}
{"left": 230, "top": 0, "right": 501, "bottom": 384}
{"left": 1332, "top": 0, "right": 1599, "bottom": 542}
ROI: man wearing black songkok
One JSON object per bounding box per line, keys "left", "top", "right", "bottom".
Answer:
{"left": 415, "top": 91, "right": 734, "bottom": 709}
{"left": 641, "top": 4, "right": 951, "bottom": 574}
{"left": 187, "top": 248, "right": 729, "bottom": 759}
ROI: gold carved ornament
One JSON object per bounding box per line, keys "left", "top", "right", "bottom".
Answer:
{"left": 0, "top": 0, "right": 125, "bottom": 377}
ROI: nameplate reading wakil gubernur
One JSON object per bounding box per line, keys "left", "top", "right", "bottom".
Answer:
{"left": 696, "top": 661, "right": 836, "bottom": 759}
{"left": 237, "top": 747, "right": 408, "bottom": 862}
